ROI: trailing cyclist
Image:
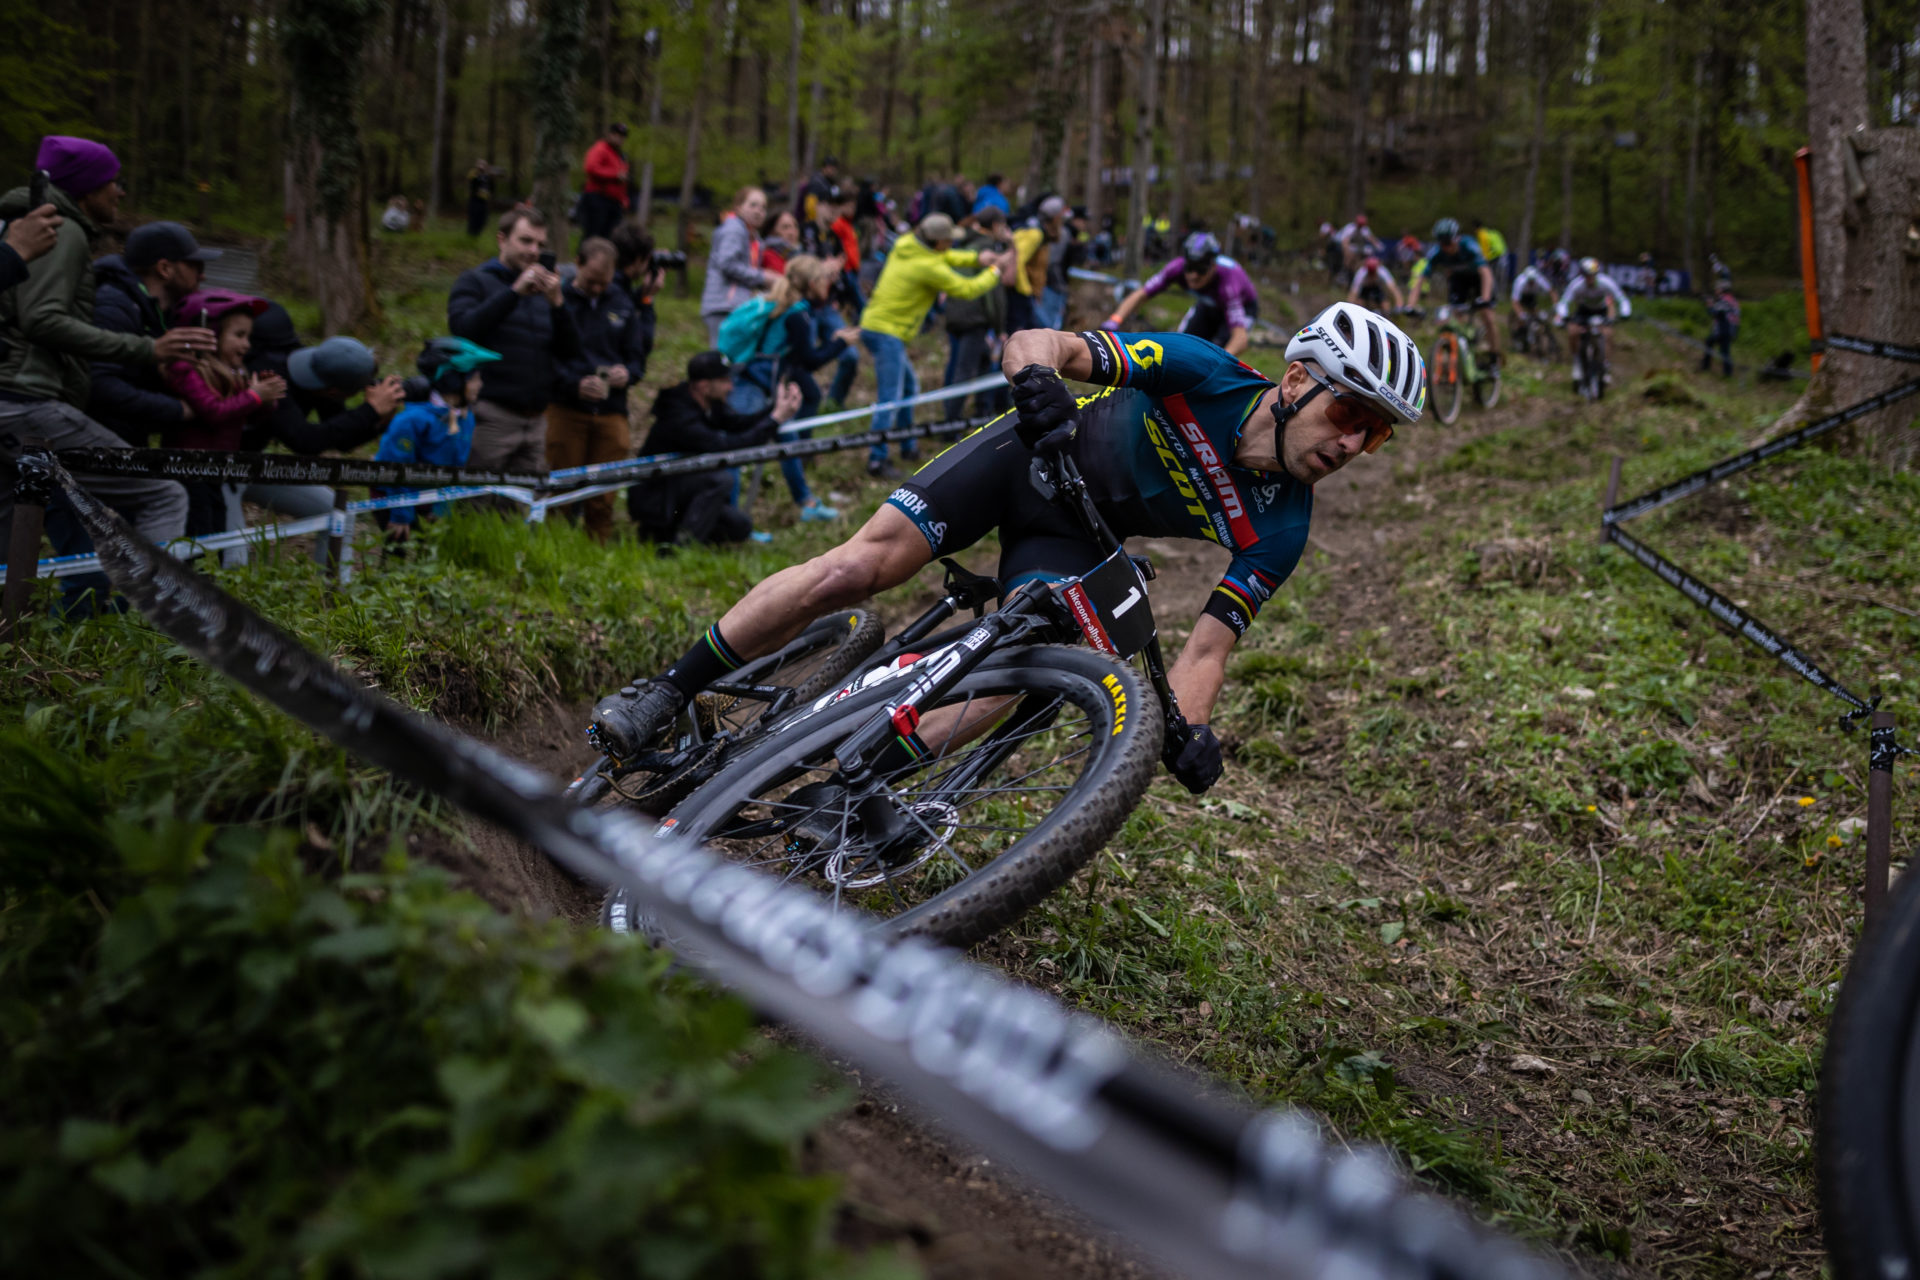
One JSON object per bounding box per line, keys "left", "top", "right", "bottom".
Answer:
{"left": 1334, "top": 214, "right": 1384, "bottom": 276}
{"left": 1407, "top": 217, "right": 1500, "bottom": 370}
{"left": 1346, "top": 255, "right": 1403, "bottom": 313}
{"left": 588, "top": 302, "right": 1427, "bottom": 796}
{"left": 1508, "top": 259, "right": 1558, "bottom": 350}
{"left": 1554, "top": 257, "right": 1630, "bottom": 391}
{"left": 1102, "top": 231, "right": 1260, "bottom": 355}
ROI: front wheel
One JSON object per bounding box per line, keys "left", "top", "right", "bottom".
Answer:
{"left": 1474, "top": 360, "right": 1503, "bottom": 409}
{"left": 603, "top": 645, "right": 1162, "bottom": 948}
{"left": 1819, "top": 867, "right": 1920, "bottom": 1277}
{"left": 1429, "top": 334, "right": 1464, "bottom": 425}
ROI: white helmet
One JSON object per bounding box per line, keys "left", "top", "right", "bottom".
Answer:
{"left": 1286, "top": 301, "right": 1426, "bottom": 425}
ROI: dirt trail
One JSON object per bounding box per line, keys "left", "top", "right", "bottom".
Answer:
{"left": 447, "top": 306, "right": 1601, "bottom": 1277}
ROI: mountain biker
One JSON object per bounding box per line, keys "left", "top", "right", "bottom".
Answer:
{"left": 587, "top": 302, "right": 1426, "bottom": 796}
{"left": 1101, "top": 231, "right": 1259, "bottom": 356}
{"left": 1407, "top": 218, "right": 1499, "bottom": 369}
{"left": 1554, "top": 257, "right": 1630, "bottom": 389}
{"left": 1346, "top": 256, "right": 1403, "bottom": 313}
{"left": 1334, "top": 214, "right": 1383, "bottom": 274}
{"left": 1508, "top": 260, "right": 1558, "bottom": 343}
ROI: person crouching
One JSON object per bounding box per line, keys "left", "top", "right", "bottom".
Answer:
{"left": 372, "top": 338, "right": 500, "bottom": 542}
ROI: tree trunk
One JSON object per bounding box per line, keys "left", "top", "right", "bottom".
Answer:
{"left": 1167, "top": 6, "right": 1192, "bottom": 234}
{"left": 1085, "top": 15, "right": 1108, "bottom": 230}
{"left": 1247, "top": 0, "right": 1274, "bottom": 230}
{"left": 283, "top": 0, "right": 382, "bottom": 334}
{"left": 637, "top": 32, "right": 663, "bottom": 226}
{"left": 1515, "top": 55, "right": 1547, "bottom": 268}
{"left": 1559, "top": 133, "right": 1574, "bottom": 249}
{"left": 788, "top": 0, "right": 804, "bottom": 190}
{"left": 1805, "top": 0, "right": 1870, "bottom": 318}
{"left": 1027, "top": 8, "right": 1070, "bottom": 197}
{"left": 428, "top": 0, "right": 449, "bottom": 217}
{"left": 878, "top": 0, "right": 900, "bottom": 159}
{"left": 1680, "top": 51, "right": 1704, "bottom": 281}
{"left": 529, "top": 0, "right": 587, "bottom": 258}
{"left": 680, "top": 0, "right": 720, "bottom": 250}
{"left": 802, "top": 0, "right": 828, "bottom": 181}
{"left": 1125, "top": 0, "right": 1166, "bottom": 276}
{"left": 1344, "top": 0, "right": 1375, "bottom": 215}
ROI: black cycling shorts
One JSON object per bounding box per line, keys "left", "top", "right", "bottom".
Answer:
{"left": 884, "top": 412, "right": 1105, "bottom": 588}
{"left": 1446, "top": 268, "right": 1482, "bottom": 306}
{"left": 1517, "top": 290, "right": 1540, "bottom": 311}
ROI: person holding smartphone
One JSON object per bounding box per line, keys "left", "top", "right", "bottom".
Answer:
{"left": 445, "top": 205, "right": 578, "bottom": 475}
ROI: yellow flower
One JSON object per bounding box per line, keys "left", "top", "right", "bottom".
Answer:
{"left": 1804, "top": 853, "right": 1821, "bottom": 868}
{"left": 1828, "top": 834, "right": 1844, "bottom": 848}
{"left": 1797, "top": 796, "right": 1817, "bottom": 808}
{"left": 1585, "top": 805, "right": 1597, "bottom": 813}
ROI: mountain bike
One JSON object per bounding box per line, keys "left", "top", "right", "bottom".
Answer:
{"left": 1420, "top": 300, "right": 1502, "bottom": 425}
{"left": 1571, "top": 315, "right": 1612, "bottom": 402}
{"left": 573, "top": 453, "right": 1173, "bottom": 948}
{"left": 1819, "top": 865, "right": 1920, "bottom": 1278}
{"left": 1512, "top": 307, "right": 1560, "bottom": 362}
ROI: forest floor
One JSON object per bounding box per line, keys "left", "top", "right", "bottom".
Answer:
{"left": 36, "top": 226, "right": 1913, "bottom": 1277}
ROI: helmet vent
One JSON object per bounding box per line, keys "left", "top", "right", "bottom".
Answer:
{"left": 1334, "top": 309, "right": 1356, "bottom": 345}
{"left": 1364, "top": 320, "right": 1386, "bottom": 377}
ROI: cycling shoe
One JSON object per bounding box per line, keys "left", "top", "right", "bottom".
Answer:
{"left": 588, "top": 680, "right": 688, "bottom": 759}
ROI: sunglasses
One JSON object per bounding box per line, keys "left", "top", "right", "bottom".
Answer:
{"left": 1303, "top": 368, "right": 1395, "bottom": 454}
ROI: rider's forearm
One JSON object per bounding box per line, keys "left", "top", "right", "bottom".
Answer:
{"left": 1003, "top": 328, "right": 1095, "bottom": 381}
{"left": 1478, "top": 267, "right": 1494, "bottom": 300}
{"left": 1110, "top": 288, "right": 1148, "bottom": 323}
{"left": 1225, "top": 326, "right": 1250, "bottom": 356}
{"left": 1168, "top": 615, "right": 1236, "bottom": 725}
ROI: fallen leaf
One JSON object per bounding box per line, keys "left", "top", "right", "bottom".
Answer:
{"left": 1570, "top": 1088, "right": 1595, "bottom": 1105}
{"left": 1509, "top": 1054, "right": 1556, "bottom": 1074}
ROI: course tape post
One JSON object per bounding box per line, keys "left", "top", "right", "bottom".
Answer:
{"left": 40, "top": 449, "right": 1562, "bottom": 1280}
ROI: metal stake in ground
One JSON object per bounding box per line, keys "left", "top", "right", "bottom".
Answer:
{"left": 1, "top": 446, "right": 53, "bottom": 641}
{"left": 1868, "top": 710, "right": 1898, "bottom": 929}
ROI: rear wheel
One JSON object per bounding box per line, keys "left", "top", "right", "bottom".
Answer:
{"left": 603, "top": 645, "right": 1161, "bottom": 948}
{"left": 1429, "top": 334, "right": 1463, "bottom": 425}
{"left": 1474, "top": 357, "right": 1502, "bottom": 409}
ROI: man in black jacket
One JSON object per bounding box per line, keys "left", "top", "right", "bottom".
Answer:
{"left": 89, "top": 221, "right": 216, "bottom": 445}
{"left": 446, "top": 206, "right": 578, "bottom": 474}
{"left": 629, "top": 351, "right": 800, "bottom": 547}
{"left": 550, "top": 237, "right": 648, "bottom": 543}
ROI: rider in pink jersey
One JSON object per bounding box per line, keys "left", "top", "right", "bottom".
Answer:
{"left": 1101, "top": 232, "right": 1259, "bottom": 355}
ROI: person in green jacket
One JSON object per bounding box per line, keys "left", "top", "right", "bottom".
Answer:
{"left": 856, "top": 212, "right": 1013, "bottom": 478}
{"left": 0, "top": 136, "right": 215, "bottom": 571}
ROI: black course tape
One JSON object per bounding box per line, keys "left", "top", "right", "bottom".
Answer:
{"left": 54, "top": 446, "right": 550, "bottom": 490}
{"left": 1826, "top": 334, "right": 1920, "bottom": 365}
{"left": 1603, "top": 376, "right": 1920, "bottom": 525}
{"left": 42, "top": 450, "right": 1562, "bottom": 1280}
{"left": 1604, "top": 523, "right": 1871, "bottom": 714}
{"left": 51, "top": 414, "right": 997, "bottom": 495}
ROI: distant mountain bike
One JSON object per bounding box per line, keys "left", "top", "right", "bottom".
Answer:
{"left": 1419, "top": 301, "right": 1502, "bottom": 425}
{"left": 1819, "top": 867, "right": 1920, "bottom": 1278}
{"left": 1572, "top": 317, "right": 1612, "bottom": 402}
{"left": 571, "top": 454, "right": 1173, "bottom": 948}
{"left": 1513, "top": 309, "right": 1560, "bottom": 363}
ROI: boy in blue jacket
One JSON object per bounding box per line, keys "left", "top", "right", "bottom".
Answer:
{"left": 373, "top": 337, "right": 499, "bottom": 539}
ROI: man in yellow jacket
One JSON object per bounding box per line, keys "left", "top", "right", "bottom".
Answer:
{"left": 858, "top": 212, "right": 1011, "bottom": 477}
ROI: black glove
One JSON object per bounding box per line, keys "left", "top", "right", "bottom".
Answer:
{"left": 1162, "top": 717, "right": 1224, "bottom": 795}
{"left": 1009, "top": 363, "right": 1078, "bottom": 456}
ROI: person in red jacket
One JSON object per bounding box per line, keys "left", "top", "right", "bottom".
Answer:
{"left": 580, "top": 122, "right": 631, "bottom": 240}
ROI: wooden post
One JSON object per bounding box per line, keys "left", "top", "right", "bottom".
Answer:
{"left": 2, "top": 446, "right": 53, "bottom": 642}
{"left": 1866, "top": 709, "right": 1897, "bottom": 930}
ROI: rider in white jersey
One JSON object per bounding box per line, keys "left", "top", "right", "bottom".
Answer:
{"left": 1555, "top": 258, "right": 1630, "bottom": 387}
{"left": 1346, "top": 256, "right": 1403, "bottom": 312}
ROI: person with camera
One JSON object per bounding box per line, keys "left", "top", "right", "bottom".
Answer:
{"left": 447, "top": 206, "right": 579, "bottom": 474}
{"left": 550, "top": 237, "right": 648, "bottom": 543}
